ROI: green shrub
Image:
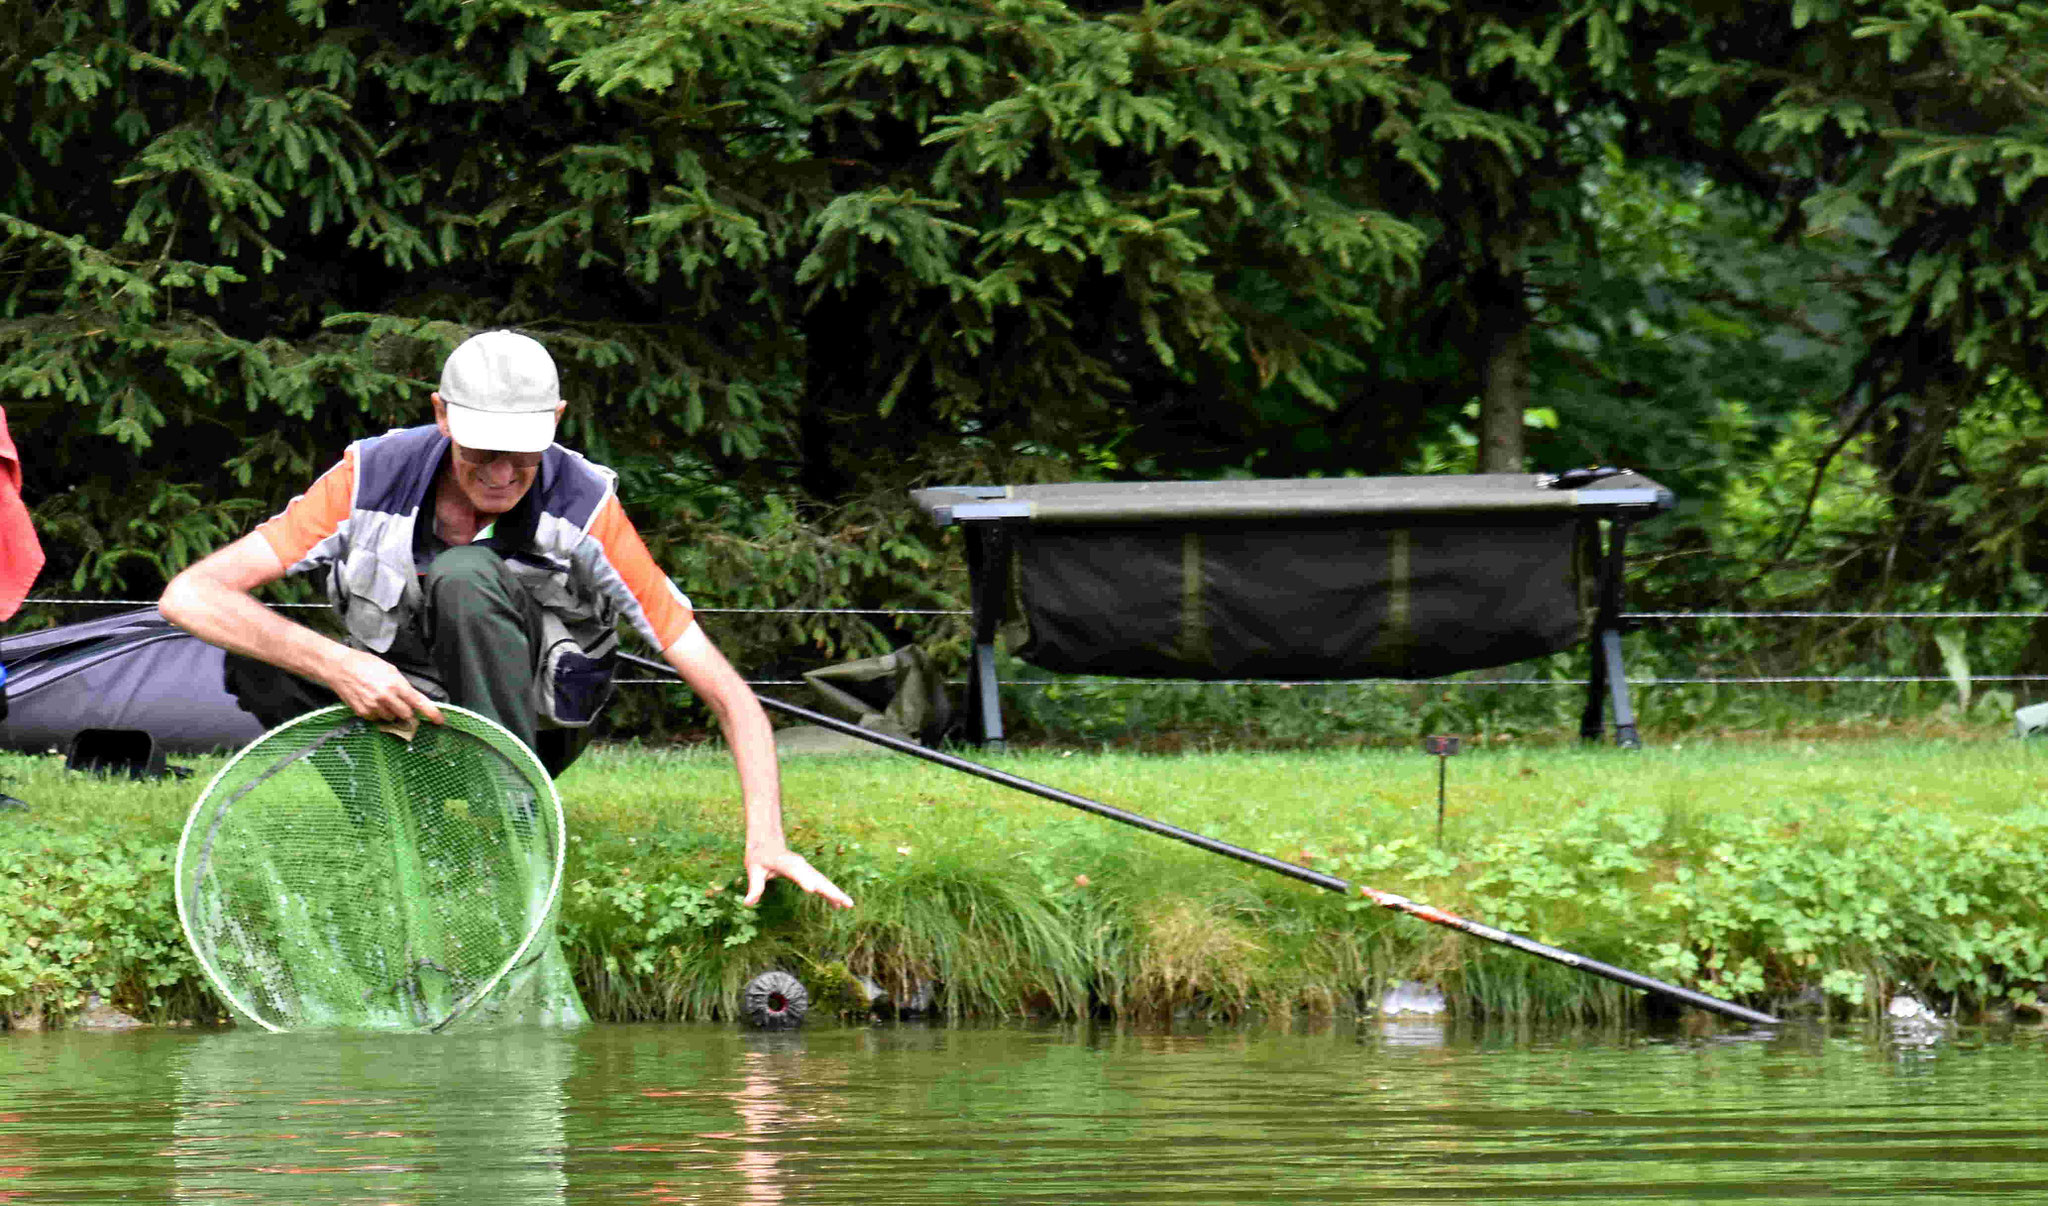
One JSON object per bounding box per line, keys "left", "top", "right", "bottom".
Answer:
{"left": 0, "top": 829, "right": 209, "bottom": 1024}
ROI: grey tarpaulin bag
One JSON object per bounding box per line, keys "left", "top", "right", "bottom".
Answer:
{"left": 789, "top": 646, "right": 951, "bottom": 747}
{"left": 1012, "top": 515, "right": 1595, "bottom": 680}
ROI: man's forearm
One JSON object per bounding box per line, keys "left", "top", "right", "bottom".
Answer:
{"left": 659, "top": 623, "right": 786, "bottom": 850}
{"left": 659, "top": 620, "right": 854, "bottom": 909}
{"left": 724, "top": 695, "right": 787, "bottom": 853}
{"left": 163, "top": 534, "right": 442, "bottom": 726}
{"left": 161, "top": 564, "right": 347, "bottom": 686}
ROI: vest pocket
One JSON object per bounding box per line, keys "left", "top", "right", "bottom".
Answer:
{"left": 340, "top": 551, "right": 413, "bottom": 652}
{"left": 344, "top": 550, "right": 410, "bottom": 607}
{"left": 520, "top": 564, "right": 607, "bottom": 625}
{"left": 534, "top": 610, "right": 617, "bottom": 728}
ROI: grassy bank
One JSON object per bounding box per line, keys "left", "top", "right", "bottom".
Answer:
{"left": 6, "top": 728, "right": 2048, "bottom": 1029}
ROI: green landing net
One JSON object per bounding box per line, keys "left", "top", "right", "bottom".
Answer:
{"left": 175, "top": 704, "right": 566, "bottom": 1033}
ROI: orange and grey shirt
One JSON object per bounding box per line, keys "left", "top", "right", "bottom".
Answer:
{"left": 257, "top": 425, "right": 694, "bottom": 655}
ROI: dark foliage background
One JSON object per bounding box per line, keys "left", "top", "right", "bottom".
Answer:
{"left": 8, "top": 0, "right": 2048, "bottom": 735}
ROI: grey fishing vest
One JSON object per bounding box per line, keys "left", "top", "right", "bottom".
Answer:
{"left": 328, "top": 425, "right": 621, "bottom": 663}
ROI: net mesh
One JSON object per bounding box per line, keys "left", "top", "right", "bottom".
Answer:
{"left": 175, "top": 704, "right": 567, "bottom": 1032}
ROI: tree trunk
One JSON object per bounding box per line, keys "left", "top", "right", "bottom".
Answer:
{"left": 1476, "top": 272, "right": 1531, "bottom": 474}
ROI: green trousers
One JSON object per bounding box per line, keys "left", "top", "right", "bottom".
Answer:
{"left": 404, "top": 544, "right": 595, "bottom": 778}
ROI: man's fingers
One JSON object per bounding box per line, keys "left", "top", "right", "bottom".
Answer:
{"left": 344, "top": 694, "right": 390, "bottom": 722}
{"left": 409, "top": 690, "right": 446, "bottom": 725}
{"left": 330, "top": 651, "right": 443, "bottom": 725}
{"left": 743, "top": 852, "right": 856, "bottom": 909}
{"left": 791, "top": 859, "right": 855, "bottom": 908}
{"left": 780, "top": 855, "right": 856, "bottom": 909}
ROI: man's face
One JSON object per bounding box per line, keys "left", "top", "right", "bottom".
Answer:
{"left": 448, "top": 443, "right": 542, "bottom": 517}
{"left": 432, "top": 394, "right": 562, "bottom": 517}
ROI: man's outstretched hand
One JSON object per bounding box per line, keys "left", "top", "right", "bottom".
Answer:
{"left": 744, "top": 845, "right": 854, "bottom": 909}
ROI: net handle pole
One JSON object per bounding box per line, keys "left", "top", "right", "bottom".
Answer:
{"left": 622, "top": 654, "right": 1780, "bottom": 1025}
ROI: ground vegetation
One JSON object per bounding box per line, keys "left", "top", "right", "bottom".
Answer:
{"left": 6, "top": 734, "right": 2046, "bottom": 1030}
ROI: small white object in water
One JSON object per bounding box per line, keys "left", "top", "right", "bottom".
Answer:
{"left": 1887, "top": 993, "right": 1950, "bottom": 1048}
{"left": 1887, "top": 994, "right": 1932, "bottom": 1020}
{"left": 1379, "top": 981, "right": 1447, "bottom": 1017}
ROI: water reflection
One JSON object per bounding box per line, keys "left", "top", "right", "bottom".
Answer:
{"left": 726, "top": 1047, "right": 791, "bottom": 1205}
{"left": 169, "top": 1029, "right": 569, "bottom": 1203}
{"left": 1375, "top": 1019, "right": 1450, "bottom": 1049}
{"left": 7, "top": 1020, "right": 2048, "bottom": 1204}
{"left": 608, "top": 1032, "right": 826, "bottom": 1206}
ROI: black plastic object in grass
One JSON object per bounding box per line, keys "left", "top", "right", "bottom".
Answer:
{"left": 175, "top": 704, "right": 566, "bottom": 1033}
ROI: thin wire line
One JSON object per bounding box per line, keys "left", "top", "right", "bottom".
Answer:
{"left": 25, "top": 597, "right": 2046, "bottom": 621}
{"left": 615, "top": 675, "right": 2048, "bottom": 689}
{"left": 1629, "top": 611, "right": 2048, "bottom": 620}
{"left": 1618, "top": 675, "right": 2048, "bottom": 685}
{"left": 15, "top": 597, "right": 969, "bottom": 616}
{"left": 20, "top": 597, "right": 326, "bottom": 609}
{"left": 21, "top": 598, "right": 2046, "bottom": 690}
{"left": 621, "top": 679, "right": 811, "bottom": 686}
{"left": 687, "top": 607, "right": 969, "bottom": 616}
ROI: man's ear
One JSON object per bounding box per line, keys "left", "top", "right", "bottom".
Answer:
{"left": 431, "top": 392, "right": 452, "bottom": 439}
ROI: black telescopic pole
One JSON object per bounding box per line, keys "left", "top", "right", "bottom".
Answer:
{"left": 621, "top": 654, "right": 1779, "bottom": 1025}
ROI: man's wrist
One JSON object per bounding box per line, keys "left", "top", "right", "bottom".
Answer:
{"left": 309, "top": 635, "right": 359, "bottom": 685}
{"left": 744, "top": 822, "right": 791, "bottom": 855}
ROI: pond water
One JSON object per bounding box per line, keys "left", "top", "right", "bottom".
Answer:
{"left": 3, "top": 1017, "right": 2046, "bottom": 1204}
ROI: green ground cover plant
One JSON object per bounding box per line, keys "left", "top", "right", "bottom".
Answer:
{"left": 5, "top": 731, "right": 2047, "bottom": 1030}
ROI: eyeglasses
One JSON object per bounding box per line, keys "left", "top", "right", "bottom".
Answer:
{"left": 454, "top": 445, "right": 544, "bottom": 469}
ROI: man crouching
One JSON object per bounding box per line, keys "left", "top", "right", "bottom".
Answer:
{"left": 162, "top": 329, "right": 851, "bottom": 910}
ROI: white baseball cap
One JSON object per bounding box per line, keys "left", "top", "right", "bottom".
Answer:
{"left": 437, "top": 330, "right": 562, "bottom": 453}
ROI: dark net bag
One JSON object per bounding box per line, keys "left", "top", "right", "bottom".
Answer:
{"left": 1013, "top": 514, "right": 1594, "bottom": 680}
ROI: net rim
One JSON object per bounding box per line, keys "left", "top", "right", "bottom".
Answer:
{"left": 173, "top": 703, "right": 568, "bottom": 1033}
